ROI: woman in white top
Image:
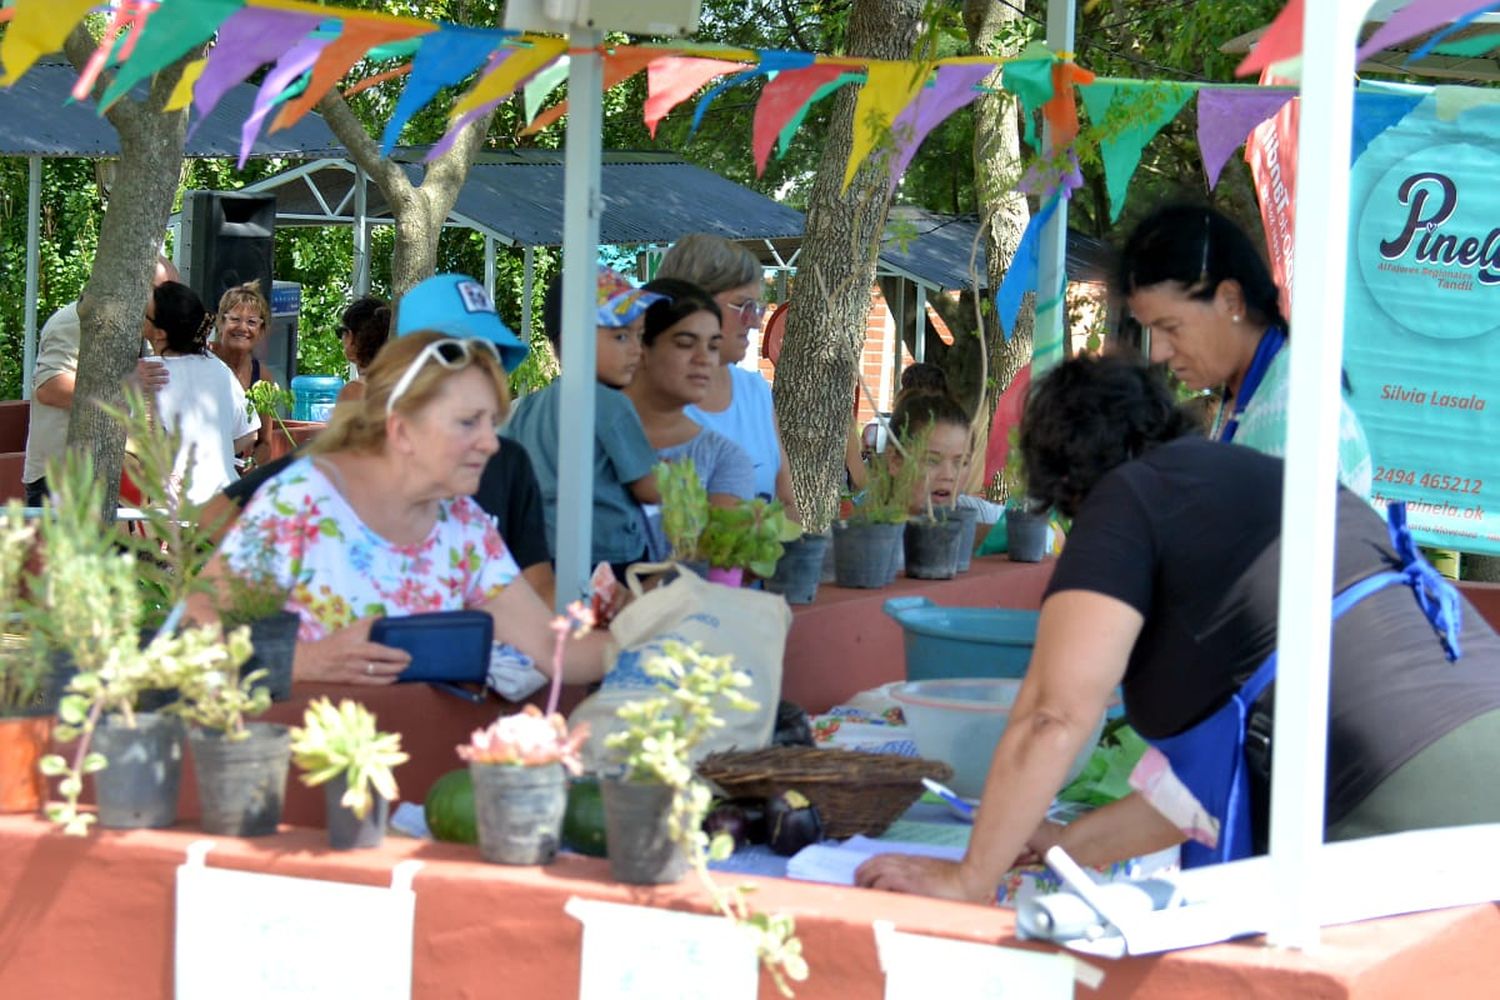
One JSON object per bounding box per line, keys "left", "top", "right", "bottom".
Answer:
{"left": 659, "top": 233, "right": 801, "bottom": 521}
{"left": 144, "top": 282, "right": 259, "bottom": 504}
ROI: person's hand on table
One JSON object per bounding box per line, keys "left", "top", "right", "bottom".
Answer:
{"left": 854, "top": 854, "right": 995, "bottom": 904}
{"left": 292, "top": 616, "right": 410, "bottom": 685}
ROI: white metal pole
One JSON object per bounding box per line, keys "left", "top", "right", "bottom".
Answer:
{"left": 1267, "top": 0, "right": 1367, "bottom": 951}
{"left": 353, "top": 166, "right": 370, "bottom": 295}
{"left": 521, "top": 245, "right": 535, "bottom": 351}
{"left": 554, "top": 28, "right": 604, "bottom": 610}
{"left": 1032, "top": 0, "right": 1076, "bottom": 377}
{"left": 22, "top": 156, "right": 41, "bottom": 400}
{"left": 914, "top": 285, "right": 927, "bottom": 363}
{"left": 484, "top": 234, "right": 496, "bottom": 298}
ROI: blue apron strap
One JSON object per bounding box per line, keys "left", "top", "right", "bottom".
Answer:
{"left": 1386, "top": 502, "right": 1463, "bottom": 661}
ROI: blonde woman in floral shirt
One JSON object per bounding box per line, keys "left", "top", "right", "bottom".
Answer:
{"left": 194, "top": 284, "right": 609, "bottom": 687}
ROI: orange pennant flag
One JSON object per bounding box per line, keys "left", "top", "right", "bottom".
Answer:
{"left": 644, "top": 56, "right": 749, "bottom": 138}
{"left": 1237, "top": 0, "right": 1304, "bottom": 78}
{"left": 1041, "top": 61, "right": 1095, "bottom": 151}
{"left": 523, "top": 46, "right": 666, "bottom": 136}
{"left": 271, "top": 15, "right": 434, "bottom": 132}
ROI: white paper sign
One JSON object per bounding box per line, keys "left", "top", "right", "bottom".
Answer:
{"left": 567, "top": 897, "right": 758, "bottom": 1000}
{"left": 877, "top": 922, "right": 1076, "bottom": 1000}
{"left": 175, "top": 842, "right": 419, "bottom": 1000}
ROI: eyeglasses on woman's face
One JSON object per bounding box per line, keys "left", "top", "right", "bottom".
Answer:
{"left": 386, "top": 337, "right": 501, "bottom": 416}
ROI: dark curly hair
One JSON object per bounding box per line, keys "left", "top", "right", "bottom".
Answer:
{"left": 151, "top": 281, "right": 213, "bottom": 355}
{"left": 1020, "top": 355, "right": 1199, "bottom": 517}
{"left": 341, "top": 296, "right": 390, "bottom": 370}
{"left": 1115, "top": 204, "right": 1289, "bottom": 334}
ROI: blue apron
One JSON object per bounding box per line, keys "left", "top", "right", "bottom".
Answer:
{"left": 1147, "top": 502, "right": 1463, "bottom": 868}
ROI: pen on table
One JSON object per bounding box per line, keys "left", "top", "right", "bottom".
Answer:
{"left": 921, "top": 777, "right": 975, "bottom": 820}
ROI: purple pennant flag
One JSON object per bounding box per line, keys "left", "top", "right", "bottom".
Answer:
{"left": 194, "top": 8, "right": 322, "bottom": 125}
{"left": 239, "top": 34, "right": 330, "bottom": 168}
{"left": 1196, "top": 88, "right": 1295, "bottom": 190}
{"left": 1359, "top": 0, "right": 1500, "bottom": 61}
{"left": 1017, "top": 146, "right": 1083, "bottom": 201}
{"left": 886, "top": 63, "right": 994, "bottom": 192}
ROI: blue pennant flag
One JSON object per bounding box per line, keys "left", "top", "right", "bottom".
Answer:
{"left": 995, "top": 196, "right": 1061, "bottom": 340}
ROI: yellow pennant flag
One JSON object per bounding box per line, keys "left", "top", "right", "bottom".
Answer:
{"left": 165, "top": 58, "right": 208, "bottom": 111}
{"left": 842, "top": 60, "right": 932, "bottom": 191}
{"left": 1, "top": 0, "right": 95, "bottom": 85}
{"left": 452, "top": 36, "right": 569, "bottom": 119}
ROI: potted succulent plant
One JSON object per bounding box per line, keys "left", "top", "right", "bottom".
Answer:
{"left": 654, "top": 459, "right": 710, "bottom": 575}
{"left": 456, "top": 602, "right": 592, "bottom": 865}
{"left": 697, "top": 497, "right": 800, "bottom": 588}
{"left": 0, "top": 505, "right": 50, "bottom": 814}
{"left": 603, "top": 641, "right": 809, "bottom": 996}
{"left": 175, "top": 645, "right": 283, "bottom": 837}
{"left": 290, "top": 698, "right": 409, "bottom": 849}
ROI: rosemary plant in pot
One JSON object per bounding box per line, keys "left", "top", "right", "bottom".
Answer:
{"left": 603, "top": 641, "right": 809, "bottom": 996}
{"left": 217, "top": 552, "right": 297, "bottom": 703}
{"left": 831, "top": 455, "right": 914, "bottom": 589}
{"left": 31, "top": 452, "right": 207, "bottom": 833}
{"left": 290, "top": 698, "right": 408, "bottom": 849}
{"left": 0, "top": 504, "right": 50, "bottom": 814}
{"left": 998, "top": 429, "right": 1049, "bottom": 563}
{"left": 457, "top": 603, "right": 592, "bottom": 865}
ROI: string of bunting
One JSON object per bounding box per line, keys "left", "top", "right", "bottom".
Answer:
{"left": 4, "top": 0, "right": 1499, "bottom": 320}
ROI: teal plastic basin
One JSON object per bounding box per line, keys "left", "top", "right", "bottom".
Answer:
{"left": 882, "top": 596, "right": 1040, "bottom": 681}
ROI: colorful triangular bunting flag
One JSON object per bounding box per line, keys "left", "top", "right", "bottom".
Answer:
{"left": 1079, "top": 80, "right": 1192, "bottom": 221}
{"left": 1196, "top": 87, "right": 1295, "bottom": 189}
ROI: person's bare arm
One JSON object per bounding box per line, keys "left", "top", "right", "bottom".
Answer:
{"left": 33, "top": 372, "right": 75, "bottom": 409}
{"left": 627, "top": 475, "right": 661, "bottom": 504}
{"left": 857, "top": 590, "right": 1142, "bottom": 902}
{"left": 1022, "top": 793, "right": 1185, "bottom": 869}
{"left": 521, "top": 562, "right": 556, "bottom": 613}
{"left": 482, "top": 575, "right": 608, "bottom": 684}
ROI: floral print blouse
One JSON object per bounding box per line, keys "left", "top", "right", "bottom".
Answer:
{"left": 217, "top": 457, "right": 519, "bottom": 641}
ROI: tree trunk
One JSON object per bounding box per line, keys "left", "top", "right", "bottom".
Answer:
{"left": 963, "top": 0, "right": 1032, "bottom": 424}
{"left": 776, "top": 0, "right": 923, "bottom": 533}
{"left": 317, "top": 92, "right": 493, "bottom": 296}
{"left": 61, "top": 28, "right": 195, "bottom": 517}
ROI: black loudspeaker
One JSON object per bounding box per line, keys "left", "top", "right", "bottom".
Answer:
{"left": 180, "top": 191, "right": 276, "bottom": 314}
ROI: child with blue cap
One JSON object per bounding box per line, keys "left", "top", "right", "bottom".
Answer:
{"left": 503, "top": 266, "right": 665, "bottom": 577}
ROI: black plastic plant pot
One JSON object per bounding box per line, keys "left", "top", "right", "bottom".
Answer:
{"left": 601, "top": 779, "right": 686, "bottom": 885}
{"left": 1007, "top": 509, "right": 1050, "bottom": 563}
{"left": 831, "top": 521, "right": 905, "bottom": 589}
{"left": 93, "top": 712, "right": 184, "bottom": 830}
{"left": 903, "top": 514, "right": 965, "bottom": 580}
{"left": 324, "top": 774, "right": 388, "bottom": 850}
{"left": 469, "top": 761, "right": 567, "bottom": 865}
{"left": 190, "top": 722, "right": 291, "bottom": 837}
{"left": 765, "top": 533, "right": 831, "bottom": 605}
{"left": 243, "top": 611, "right": 299, "bottom": 702}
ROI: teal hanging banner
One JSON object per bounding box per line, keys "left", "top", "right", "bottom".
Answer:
{"left": 1344, "top": 89, "right": 1500, "bottom": 554}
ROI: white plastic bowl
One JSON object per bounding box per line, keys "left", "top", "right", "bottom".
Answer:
{"left": 890, "top": 679, "right": 1106, "bottom": 798}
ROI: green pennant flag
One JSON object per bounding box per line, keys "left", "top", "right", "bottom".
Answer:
{"left": 1079, "top": 80, "right": 1192, "bottom": 222}
{"left": 100, "top": 0, "right": 244, "bottom": 109}
{"left": 1001, "top": 42, "right": 1054, "bottom": 150}
{"left": 524, "top": 56, "right": 570, "bottom": 125}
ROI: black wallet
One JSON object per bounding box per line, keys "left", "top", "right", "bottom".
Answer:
{"left": 370, "top": 610, "right": 494, "bottom": 685}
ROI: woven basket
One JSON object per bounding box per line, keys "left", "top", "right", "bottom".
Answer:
{"left": 696, "top": 747, "right": 953, "bottom": 839}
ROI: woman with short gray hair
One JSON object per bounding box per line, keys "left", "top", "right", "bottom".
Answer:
{"left": 658, "top": 233, "right": 801, "bottom": 521}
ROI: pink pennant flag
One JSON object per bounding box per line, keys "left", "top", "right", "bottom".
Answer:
{"left": 752, "top": 63, "right": 848, "bottom": 176}
{"left": 886, "top": 63, "right": 992, "bottom": 191}
{"left": 1359, "top": 0, "right": 1500, "bottom": 61}
{"left": 194, "top": 8, "right": 322, "bottom": 122}
{"left": 1237, "top": 0, "right": 1304, "bottom": 77}
{"left": 645, "top": 56, "right": 749, "bottom": 138}
{"left": 1196, "top": 87, "right": 1295, "bottom": 189}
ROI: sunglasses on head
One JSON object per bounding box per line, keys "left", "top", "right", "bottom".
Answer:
{"left": 386, "top": 337, "right": 501, "bottom": 416}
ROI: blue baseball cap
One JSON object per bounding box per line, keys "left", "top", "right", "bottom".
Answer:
{"left": 395, "top": 274, "right": 530, "bottom": 372}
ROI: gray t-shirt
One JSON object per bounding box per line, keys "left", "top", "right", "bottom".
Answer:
{"left": 503, "top": 381, "right": 657, "bottom": 565}
{"left": 643, "top": 428, "right": 757, "bottom": 560}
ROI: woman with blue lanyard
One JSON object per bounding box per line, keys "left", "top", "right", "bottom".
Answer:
{"left": 857, "top": 356, "right": 1500, "bottom": 903}
{"left": 1119, "top": 204, "right": 1373, "bottom": 497}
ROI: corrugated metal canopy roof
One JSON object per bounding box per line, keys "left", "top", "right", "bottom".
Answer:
{"left": 258, "top": 150, "right": 807, "bottom": 248}
{"left": 878, "top": 207, "right": 1114, "bottom": 291}
{"left": 0, "top": 57, "right": 341, "bottom": 158}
